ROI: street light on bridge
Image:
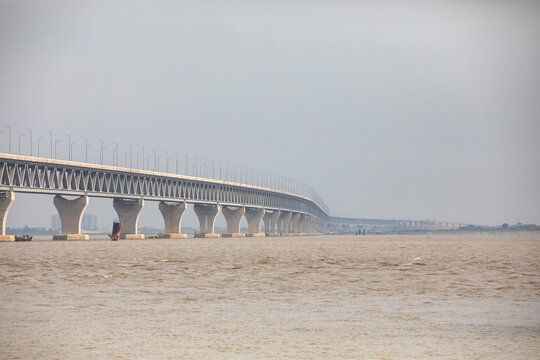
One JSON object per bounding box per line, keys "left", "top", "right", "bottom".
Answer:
{"left": 37, "top": 137, "right": 44, "bottom": 157}
{"left": 26, "top": 128, "right": 32, "bottom": 156}
{"left": 82, "top": 137, "right": 90, "bottom": 162}
{"left": 54, "top": 139, "right": 61, "bottom": 159}
{"left": 18, "top": 133, "right": 26, "bottom": 155}
{"left": 4, "top": 124, "right": 12, "bottom": 153}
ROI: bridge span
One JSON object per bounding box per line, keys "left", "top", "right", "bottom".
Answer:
{"left": 0, "top": 153, "right": 328, "bottom": 240}
{"left": 0, "top": 153, "right": 460, "bottom": 241}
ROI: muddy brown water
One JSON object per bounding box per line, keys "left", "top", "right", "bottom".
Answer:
{"left": 1, "top": 234, "right": 539, "bottom": 359}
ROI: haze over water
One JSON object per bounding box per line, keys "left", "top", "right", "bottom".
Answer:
{"left": 1, "top": 234, "right": 539, "bottom": 359}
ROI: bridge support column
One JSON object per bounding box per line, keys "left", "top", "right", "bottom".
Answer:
{"left": 263, "top": 210, "right": 280, "bottom": 236}
{"left": 113, "top": 198, "right": 145, "bottom": 239}
{"left": 245, "top": 207, "right": 265, "bottom": 237}
{"left": 194, "top": 204, "right": 221, "bottom": 238}
{"left": 53, "top": 195, "right": 89, "bottom": 240}
{"left": 278, "top": 211, "right": 292, "bottom": 235}
{"left": 297, "top": 214, "right": 306, "bottom": 235}
{"left": 0, "top": 191, "right": 15, "bottom": 242}
{"left": 222, "top": 206, "right": 245, "bottom": 237}
{"left": 290, "top": 212, "right": 301, "bottom": 234}
{"left": 159, "top": 202, "right": 187, "bottom": 239}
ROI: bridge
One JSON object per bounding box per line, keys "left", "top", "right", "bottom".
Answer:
{"left": 0, "top": 153, "right": 329, "bottom": 240}
{"left": 0, "top": 152, "right": 459, "bottom": 241}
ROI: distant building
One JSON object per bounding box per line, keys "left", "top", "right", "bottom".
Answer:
{"left": 51, "top": 214, "right": 98, "bottom": 231}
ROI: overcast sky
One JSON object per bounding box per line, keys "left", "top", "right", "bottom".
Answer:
{"left": 1, "top": 0, "right": 539, "bottom": 228}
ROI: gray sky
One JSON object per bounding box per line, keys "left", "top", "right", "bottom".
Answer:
{"left": 1, "top": 0, "right": 539, "bottom": 228}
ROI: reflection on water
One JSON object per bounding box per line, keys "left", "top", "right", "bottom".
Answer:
{"left": 1, "top": 234, "right": 539, "bottom": 359}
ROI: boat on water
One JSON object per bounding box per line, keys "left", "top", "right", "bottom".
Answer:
{"left": 109, "top": 222, "right": 121, "bottom": 241}
{"left": 15, "top": 235, "right": 33, "bottom": 242}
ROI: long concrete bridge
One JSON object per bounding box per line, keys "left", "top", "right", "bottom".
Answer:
{"left": 0, "top": 153, "right": 328, "bottom": 240}
{"left": 0, "top": 153, "right": 460, "bottom": 241}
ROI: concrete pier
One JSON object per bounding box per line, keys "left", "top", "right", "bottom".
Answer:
{"left": 158, "top": 201, "right": 187, "bottom": 238}
{"left": 296, "top": 214, "right": 306, "bottom": 235}
{"left": 245, "top": 207, "right": 265, "bottom": 237}
{"left": 263, "top": 210, "right": 281, "bottom": 236}
{"left": 194, "top": 204, "right": 221, "bottom": 238}
{"left": 277, "top": 211, "right": 292, "bottom": 235}
{"left": 0, "top": 191, "right": 15, "bottom": 241}
{"left": 52, "top": 195, "right": 89, "bottom": 240}
{"left": 222, "top": 206, "right": 245, "bottom": 237}
{"left": 113, "top": 198, "right": 145, "bottom": 239}
{"left": 290, "top": 212, "right": 301, "bottom": 234}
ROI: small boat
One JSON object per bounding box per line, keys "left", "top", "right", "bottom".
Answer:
{"left": 15, "top": 235, "right": 33, "bottom": 242}
{"left": 110, "top": 222, "right": 121, "bottom": 241}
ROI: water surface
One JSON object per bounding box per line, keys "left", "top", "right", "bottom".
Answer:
{"left": 1, "top": 234, "right": 539, "bottom": 359}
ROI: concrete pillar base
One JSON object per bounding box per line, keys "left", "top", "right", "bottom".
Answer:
{"left": 160, "top": 233, "right": 187, "bottom": 239}
{"left": 195, "top": 233, "right": 221, "bottom": 238}
{"left": 0, "top": 235, "right": 15, "bottom": 242}
{"left": 120, "top": 234, "right": 145, "bottom": 240}
{"left": 222, "top": 233, "right": 246, "bottom": 238}
{"left": 246, "top": 232, "right": 266, "bottom": 237}
{"left": 266, "top": 232, "right": 280, "bottom": 237}
{"left": 53, "top": 234, "right": 90, "bottom": 240}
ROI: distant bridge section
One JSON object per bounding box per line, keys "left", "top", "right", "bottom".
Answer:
{"left": 327, "top": 216, "right": 465, "bottom": 233}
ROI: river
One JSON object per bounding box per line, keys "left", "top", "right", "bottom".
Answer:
{"left": 1, "top": 234, "right": 539, "bottom": 359}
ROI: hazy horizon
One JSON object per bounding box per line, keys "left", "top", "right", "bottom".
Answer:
{"left": 1, "top": 1, "right": 539, "bottom": 228}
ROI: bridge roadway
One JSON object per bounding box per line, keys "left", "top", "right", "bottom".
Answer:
{"left": 0, "top": 153, "right": 328, "bottom": 240}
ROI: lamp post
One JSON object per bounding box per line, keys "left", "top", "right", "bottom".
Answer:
{"left": 54, "top": 139, "right": 61, "bottom": 159}
{"left": 18, "top": 133, "right": 26, "bottom": 155}
{"left": 113, "top": 143, "right": 118, "bottom": 166}
{"left": 127, "top": 144, "right": 132, "bottom": 169}
{"left": 70, "top": 142, "right": 77, "bottom": 161}
{"left": 141, "top": 147, "right": 145, "bottom": 170}
{"left": 26, "top": 128, "right": 32, "bottom": 156}
{"left": 99, "top": 140, "right": 105, "bottom": 165}
{"left": 136, "top": 152, "right": 141, "bottom": 169}
{"left": 37, "top": 137, "right": 44, "bottom": 157}
{"left": 4, "top": 124, "right": 11, "bottom": 153}
{"left": 66, "top": 135, "right": 72, "bottom": 160}
{"left": 47, "top": 131, "right": 53, "bottom": 158}
{"left": 82, "top": 137, "right": 90, "bottom": 162}
{"left": 164, "top": 151, "right": 169, "bottom": 172}
{"left": 152, "top": 149, "right": 157, "bottom": 171}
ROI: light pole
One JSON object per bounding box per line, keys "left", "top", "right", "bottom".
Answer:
{"left": 164, "top": 151, "right": 169, "bottom": 172}
{"left": 37, "top": 136, "right": 44, "bottom": 157}
{"left": 99, "top": 140, "right": 105, "bottom": 165}
{"left": 18, "top": 133, "right": 26, "bottom": 155}
{"left": 136, "top": 152, "right": 141, "bottom": 169}
{"left": 47, "top": 131, "right": 53, "bottom": 158}
{"left": 82, "top": 137, "right": 90, "bottom": 162}
{"left": 26, "top": 128, "right": 32, "bottom": 156}
{"left": 70, "top": 142, "right": 77, "bottom": 161}
{"left": 113, "top": 143, "right": 118, "bottom": 166}
{"left": 54, "top": 139, "right": 61, "bottom": 159}
{"left": 4, "top": 124, "right": 11, "bottom": 153}
{"left": 175, "top": 153, "right": 179, "bottom": 174}
{"left": 127, "top": 144, "right": 132, "bottom": 169}
{"left": 141, "top": 147, "right": 145, "bottom": 170}
{"left": 152, "top": 149, "right": 157, "bottom": 171}
{"left": 66, "top": 134, "right": 72, "bottom": 160}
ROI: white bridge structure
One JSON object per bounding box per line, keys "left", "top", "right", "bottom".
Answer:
{"left": 0, "top": 153, "right": 461, "bottom": 241}
{"left": 0, "top": 153, "right": 328, "bottom": 240}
